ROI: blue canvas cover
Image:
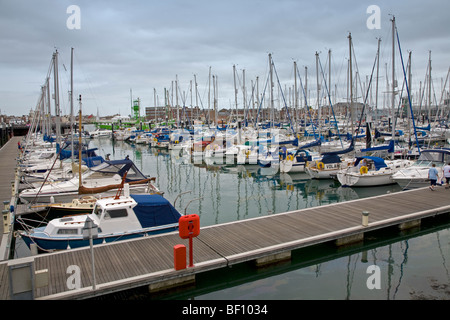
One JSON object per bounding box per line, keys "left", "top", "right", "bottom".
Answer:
{"left": 130, "top": 194, "right": 182, "bottom": 228}
{"left": 354, "top": 156, "right": 387, "bottom": 170}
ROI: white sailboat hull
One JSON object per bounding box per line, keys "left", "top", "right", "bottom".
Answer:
{"left": 337, "top": 170, "right": 395, "bottom": 187}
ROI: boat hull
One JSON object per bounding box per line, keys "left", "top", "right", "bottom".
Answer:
{"left": 336, "top": 171, "right": 395, "bottom": 187}
{"left": 280, "top": 160, "right": 306, "bottom": 173}
{"left": 20, "top": 225, "right": 178, "bottom": 251}
{"left": 19, "top": 184, "right": 149, "bottom": 204}
{"left": 391, "top": 177, "right": 434, "bottom": 190}
{"left": 306, "top": 167, "right": 340, "bottom": 179}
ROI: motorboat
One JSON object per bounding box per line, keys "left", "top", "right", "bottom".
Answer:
{"left": 19, "top": 186, "right": 182, "bottom": 251}
{"left": 89, "top": 129, "right": 112, "bottom": 139}
{"left": 390, "top": 148, "right": 450, "bottom": 189}
{"left": 336, "top": 156, "right": 413, "bottom": 187}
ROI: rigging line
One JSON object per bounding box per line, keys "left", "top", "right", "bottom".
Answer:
{"left": 271, "top": 61, "right": 294, "bottom": 132}
{"left": 30, "top": 146, "right": 65, "bottom": 204}
{"left": 395, "top": 24, "right": 421, "bottom": 155}
{"left": 254, "top": 71, "right": 270, "bottom": 126}
{"left": 416, "top": 62, "right": 430, "bottom": 117}
{"left": 244, "top": 80, "right": 257, "bottom": 123}
{"left": 354, "top": 44, "right": 379, "bottom": 139}
{"left": 318, "top": 55, "right": 343, "bottom": 148}
{"left": 295, "top": 65, "right": 318, "bottom": 138}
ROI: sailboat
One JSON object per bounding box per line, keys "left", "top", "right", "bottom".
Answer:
{"left": 18, "top": 157, "right": 156, "bottom": 203}
{"left": 305, "top": 139, "right": 355, "bottom": 179}
{"left": 19, "top": 97, "right": 157, "bottom": 204}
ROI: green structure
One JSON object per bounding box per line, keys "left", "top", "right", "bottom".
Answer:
{"left": 133, "top": 98, "right": 140, "bottom": 121}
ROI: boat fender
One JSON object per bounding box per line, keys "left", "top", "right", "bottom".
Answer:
{"left": 360, "top": 166, "right": 368, "bottom": 174}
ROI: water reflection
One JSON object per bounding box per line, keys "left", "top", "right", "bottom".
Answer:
{"left": 87, "top": 138, "right": 449, "bottom": 300}
{"left": 90, "top": 139, "right": 403, "bottom": 227}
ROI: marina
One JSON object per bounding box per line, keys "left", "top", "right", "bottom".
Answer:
{"left": 1, "top": 5, "right": 449, "bottom": 302}
{"left": 1, "top": 136, "right": 450, "bottom": 300}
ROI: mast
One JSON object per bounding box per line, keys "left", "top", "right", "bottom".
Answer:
{"left": 194, "top": 74, "right": 199, "bottom": 120}
{"left": 375, "top": 38, "right": 381, "bottom": 122}
{"left": 305, "top": 66, "right": 308, "bottom": 132}
{"left": 315, "top": 51, "right": 320, "bottom": 142}
{"left": 176, "top": 74, "right": 180, "bottom": 127}
{"left": 78, "top": 95, "right": 82, "bottom": 190}
{"left": 269, "top": 54, "right": 274, "bottom": 129}
{"left": 391, "top": 16, "right": 396, "bottom": 147}
{"left": 130, "top": 88, "right": 133, "bottom": 119}
{"left": 242, "top": 69, "right": 246, "bottom": 125}
{"left": 407, "top": 51, "right": 412, "bottom": 147}
{"left": 294, "top": 61, "right": 298, "bottom": 134}
{"left": 153, "top": 88, "right": 157, "bottom": 127}
{"left": 428, "top": 51, "right": 432, "bottom": 123}
{"left": 208, "top": 67, "right": 211, "bottom": 125}
{"left": 348, "top": 33, "right": 354, "bottom": 137}
{"left": 53, "top": 50, "right": 61, "bottom": 149}
{"left": 233, "top": 64, "right": 238, "bottom": 122}
{"left": 328, "top": 49, "right": 332, "bottom": 119}
{"left": 70, "top": 47, "right": 75, "bottom": 166}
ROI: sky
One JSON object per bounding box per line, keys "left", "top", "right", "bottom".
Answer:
{"left": 1, "top": 0, "right": 449, "bottom": 118}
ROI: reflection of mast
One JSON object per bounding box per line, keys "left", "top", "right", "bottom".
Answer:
{"left": 435, "top": 231, "right": 449, "bottom": 280}
{"left": 386, "top": 244, "right": 393, "bottom": 300}
{"left": 345, "top": 254, "right": 358, "bottom": 300}
{"left": 393, "top": 240, "right": 409, "bottom": 299}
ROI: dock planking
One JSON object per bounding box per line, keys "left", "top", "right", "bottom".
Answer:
{"left": 1, "top": 184, "right": 449, "bottom": 300}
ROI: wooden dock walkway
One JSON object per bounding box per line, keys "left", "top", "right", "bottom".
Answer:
{"left": 1, "top": 183, "right": 449, "bottom": 300}
{"left": 0, "top": 136, "right": 21, "bottom": 259}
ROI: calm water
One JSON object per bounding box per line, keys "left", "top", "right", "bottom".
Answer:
{"left": 86, "top": 137, "right": 450, "bottom": 300}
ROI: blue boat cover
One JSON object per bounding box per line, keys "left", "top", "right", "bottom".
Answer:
{"left": 83, "top": 156, "right": 104, "bottom": 167}
{"left": 130, "top": 194, "right": 182, "bottom": 228}
{"left": 354, "top": 156, "right": 387, "bottom": 170}
{"left": 361, "top": 140, "right": 395, "bottom": 153}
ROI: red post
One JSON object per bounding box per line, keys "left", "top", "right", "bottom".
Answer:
{"left": 173, "top": 244, "right": 186, "bottom": 271}
{"left": 188, "top": 236, "right": 194, "bottom": 267}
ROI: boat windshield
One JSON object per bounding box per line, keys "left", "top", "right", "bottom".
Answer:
{"left": 414, "top": 160, "right": 444, "bottom": 167}
{"left": 417, "top": 150, "right": 450, "bottom": 163}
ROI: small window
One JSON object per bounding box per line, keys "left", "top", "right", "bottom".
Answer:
{"left": 57, "top": 228, "right": 78, "bottom": 235}
{"left": 104, "top": 208, "right": 128, "bottom": 219}
{"left": 94, "top": 205, "right": 102, "bottom": 217}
